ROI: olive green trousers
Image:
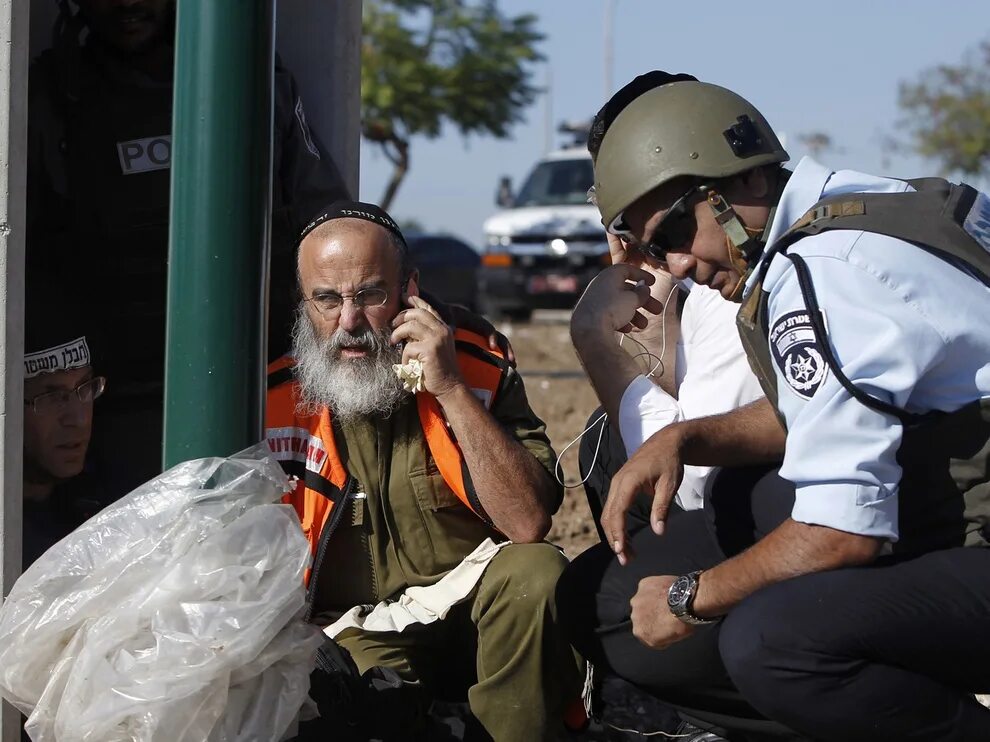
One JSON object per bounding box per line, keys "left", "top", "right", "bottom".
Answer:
{"left": 336, "top": 542, "right": 585, "bottom": 741}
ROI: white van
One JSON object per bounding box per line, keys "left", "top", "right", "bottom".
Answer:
{"left": 479, "top": 147, "right": 608, "bottom": 320}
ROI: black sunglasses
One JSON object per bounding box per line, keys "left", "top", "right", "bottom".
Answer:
{"left": 635, "top": 183, "right": 710, "bottom": 262}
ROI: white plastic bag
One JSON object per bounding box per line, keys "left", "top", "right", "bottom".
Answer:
{"left": 0, "top": 444, "right": 323, "bottom": 742}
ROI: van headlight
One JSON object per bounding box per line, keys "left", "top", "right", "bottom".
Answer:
{"left": 486, "top": 234, "right": 512, "bottom": 251}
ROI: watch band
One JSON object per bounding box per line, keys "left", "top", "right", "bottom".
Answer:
{"left": 667, "top": 570, "right": 722, "bottom": 626}
{"left": 678, "top": 607, "right": 721, "bottom": 626}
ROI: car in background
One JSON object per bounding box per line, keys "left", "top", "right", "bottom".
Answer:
{"left": 405, "top": 233, "right": 481, "bottom": 310}
{"left": 479, "top": 147, "right": 609, "bottom": 321}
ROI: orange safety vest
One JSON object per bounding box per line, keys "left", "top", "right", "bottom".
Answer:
{"left": 265, "top": 329, "right": 507, "bottom": 590}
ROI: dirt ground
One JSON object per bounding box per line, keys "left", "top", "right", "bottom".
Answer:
{"left": 495, "top": 312, "right": 603, "bottom": 558}
{"left": 490, "top": 312, "right": 686, "bottom": 741}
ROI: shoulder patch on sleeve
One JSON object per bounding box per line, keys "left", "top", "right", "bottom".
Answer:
{"left": 294, "top": 97, "right": 321, "bottom": 160}
{"left": 963, "top": 190, "right": 990, "bottom": 256}
{"left": 769, "top": 310, "right": 828, "bottom": 400}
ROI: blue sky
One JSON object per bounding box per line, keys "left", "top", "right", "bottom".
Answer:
{"left": 358, "top": 0, "right": 990, "bottom": 245}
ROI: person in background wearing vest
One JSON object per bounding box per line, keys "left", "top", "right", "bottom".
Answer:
{"left": 267, "top": 201, "right": 583, "bottom": 742}
{"left": 26, "top": 0, "right": 349, "bottom": 500}
{"left": 22, "top": 277, "right": 109, "bottom": 571}
{"left": 556, "top": 78, "right": 990, "bottom": 742}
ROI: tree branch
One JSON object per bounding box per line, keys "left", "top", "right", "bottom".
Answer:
{"left": 380, "top": 136, "right": 410, "bottom": 210}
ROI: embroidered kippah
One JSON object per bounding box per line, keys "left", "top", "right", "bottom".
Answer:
{"left": 298, "top": 200, "right": 407, "bottom": 249}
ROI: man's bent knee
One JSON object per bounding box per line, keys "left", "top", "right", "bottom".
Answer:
{"left": 481, "top": 542, "right": 568, "bottom": 607}
{"left": 718, "top": 585, "right": 809, "bottom": 722}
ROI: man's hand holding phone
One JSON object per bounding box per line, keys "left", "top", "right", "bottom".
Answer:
{"left": 390, "top": 296, "right": 465, "bottom": 400}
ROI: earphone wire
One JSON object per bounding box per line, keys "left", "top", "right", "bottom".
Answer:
{"left": 554, "top": 410, "right": 607, "bottom": 488}
{"left": 553, "top": 281, "right": 681, "bottom": 489}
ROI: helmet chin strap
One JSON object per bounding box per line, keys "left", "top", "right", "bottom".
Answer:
{"left": 704, "top": 189, "right": 772, "bottom": 301}
{"left": 724, "top": 231, "right": 764, "bottom": 301}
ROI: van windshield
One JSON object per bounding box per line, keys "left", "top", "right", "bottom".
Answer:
{"left": 514, "top": 158, "right": 594, "bottom": 207}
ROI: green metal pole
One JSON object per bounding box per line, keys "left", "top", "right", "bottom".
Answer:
{"left": 164, "top": 0, "right": 275, "bottom": 467}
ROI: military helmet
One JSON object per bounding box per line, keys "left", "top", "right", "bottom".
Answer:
{"left": 593, "top": 81, "right": 788, "bottom": 233}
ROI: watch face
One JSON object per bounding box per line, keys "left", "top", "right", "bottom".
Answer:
{"left": 667, "top": 575, "right": 692, "bottom": 609}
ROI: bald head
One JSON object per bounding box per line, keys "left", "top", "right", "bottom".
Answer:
{"left": 298, "top": 218, "right": 410, "bottom": 294}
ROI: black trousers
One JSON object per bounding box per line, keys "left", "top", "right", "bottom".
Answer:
{"left": 556, "top": 467, "right": 990, "bottom": 742}
{"left": 578, "top": 406, "right": 651, "bottom": 542}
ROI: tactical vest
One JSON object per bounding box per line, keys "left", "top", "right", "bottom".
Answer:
{"left": 737, "top": 178, "right": 990, "bottom": 554}
{"left": 264, "top": 330, "right": 507, "bottom": 615}
{"left": 35, "top": 47, "right": 174, "bottom": 395}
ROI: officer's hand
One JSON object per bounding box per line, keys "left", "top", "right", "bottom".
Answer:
{"left": 630, "top": 575, "right": 695, "bottom": 649}
{"left": 391, "top": 296, "right": 465, "bottom": 399}
{"left": 608, "top": 233, "right": 673, "bottom": 277}
{"left": 571, "top": 264, "right": 664, "bottom": 337}
{"left": 601, "top": 424, "right": 686, "bottom": 565}
{"left": 607, "top": 233, "right": 638, "bottom": 266}
{"left": 444, "top": 303, "right": 516, "bottom": 366}
{"left": 609, "top": 233, "right": 679, "bottom": 302}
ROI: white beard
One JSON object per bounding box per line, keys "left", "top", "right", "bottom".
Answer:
{"left": 291, "top": 309, "right": 409, "bottom": 423}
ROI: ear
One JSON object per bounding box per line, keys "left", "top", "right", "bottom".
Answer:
{"left": 404, "top": 269, "right": 421, "bottom": 300}
{"left": 739, "top": 166, "right": 771, "bottom": 200}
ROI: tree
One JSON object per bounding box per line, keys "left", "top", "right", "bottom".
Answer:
{"left": 797, "top": 132, "right": 834, "bottom": 159}
{"left": 897, "top": 40, "right": 990, "bottom": 178}
{"left": 361, "top": 0, "right": 544, "bottom": 210}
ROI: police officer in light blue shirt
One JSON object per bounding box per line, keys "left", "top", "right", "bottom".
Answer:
{"left": 762, "top": 158, "right": 990, "bottom": 544}
{"left": 557, "top": 78, "right": 990, "bottom": 742}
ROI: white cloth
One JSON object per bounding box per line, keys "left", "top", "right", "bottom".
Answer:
{"left": 746, "top": 156, "right": 990, "bottom": 540}
{"left": 617, "top": 282, "right": 765, "bottom": 510}
{"left": 324, "top": 538, "right": 510, "bottom": 638}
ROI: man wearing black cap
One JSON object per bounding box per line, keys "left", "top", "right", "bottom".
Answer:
{"left": 22, "top": 283, "right": 109, "bottom": 569}
{"left": 267, "top": 201, "right": 583, "bottom": 742}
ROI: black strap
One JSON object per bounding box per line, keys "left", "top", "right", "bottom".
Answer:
{"left": 267, "top": 363, "right": 295, "bottom": 389}
{"left": 786, "top": 253, "right": 940, "bottom": 427}
{"left": 454, "top": 339, "right": 512, "bottom": 373}
{"left": 278, "top": 460, "right": 345, "bottom": 503}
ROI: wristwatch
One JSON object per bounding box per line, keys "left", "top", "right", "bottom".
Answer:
{"left": 667, "top": 571, "right": 721, "bottom": 626}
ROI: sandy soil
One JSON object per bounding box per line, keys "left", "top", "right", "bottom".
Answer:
{"left": 499, "top": 313, "right": 604, "bottom": 558}
{"left": 494, "top": 312, "right": 687, "bottom": 741}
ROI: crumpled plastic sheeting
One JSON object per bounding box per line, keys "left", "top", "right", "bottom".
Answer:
{"left": 0, "top": 444, "right": 324, "bottom": 742}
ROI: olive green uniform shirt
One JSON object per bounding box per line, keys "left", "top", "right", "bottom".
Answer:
{"left": 312, "top": 367, "right": 560, "bottom": 622}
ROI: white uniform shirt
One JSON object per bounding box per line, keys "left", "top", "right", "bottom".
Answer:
{"left": 617, "top": 281, "right": 765, "bottom": 510}
{"left": 747, "top": 157, "right": 990, "bottom": 541}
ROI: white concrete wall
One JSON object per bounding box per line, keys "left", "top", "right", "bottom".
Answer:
{"left": 0, "top": 0, "right": 30, "bottom": 738}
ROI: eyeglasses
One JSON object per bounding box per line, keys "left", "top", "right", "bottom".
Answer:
{"left": 25, "top": 376, "right": 106, "bottom": 415}
{"left": 303, "top": 287, "right": 390, "bottom": 316}
{"left": 611, "top": 182, "right": 711, "bottom": 262}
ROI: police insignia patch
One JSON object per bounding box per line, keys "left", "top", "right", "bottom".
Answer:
{"left": 769, "top": 310, "right": 829, "bottom": 399}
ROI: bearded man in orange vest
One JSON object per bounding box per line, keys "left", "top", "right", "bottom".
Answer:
{"left": 266, "top": 201, "right": 583, "bottom": 742}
